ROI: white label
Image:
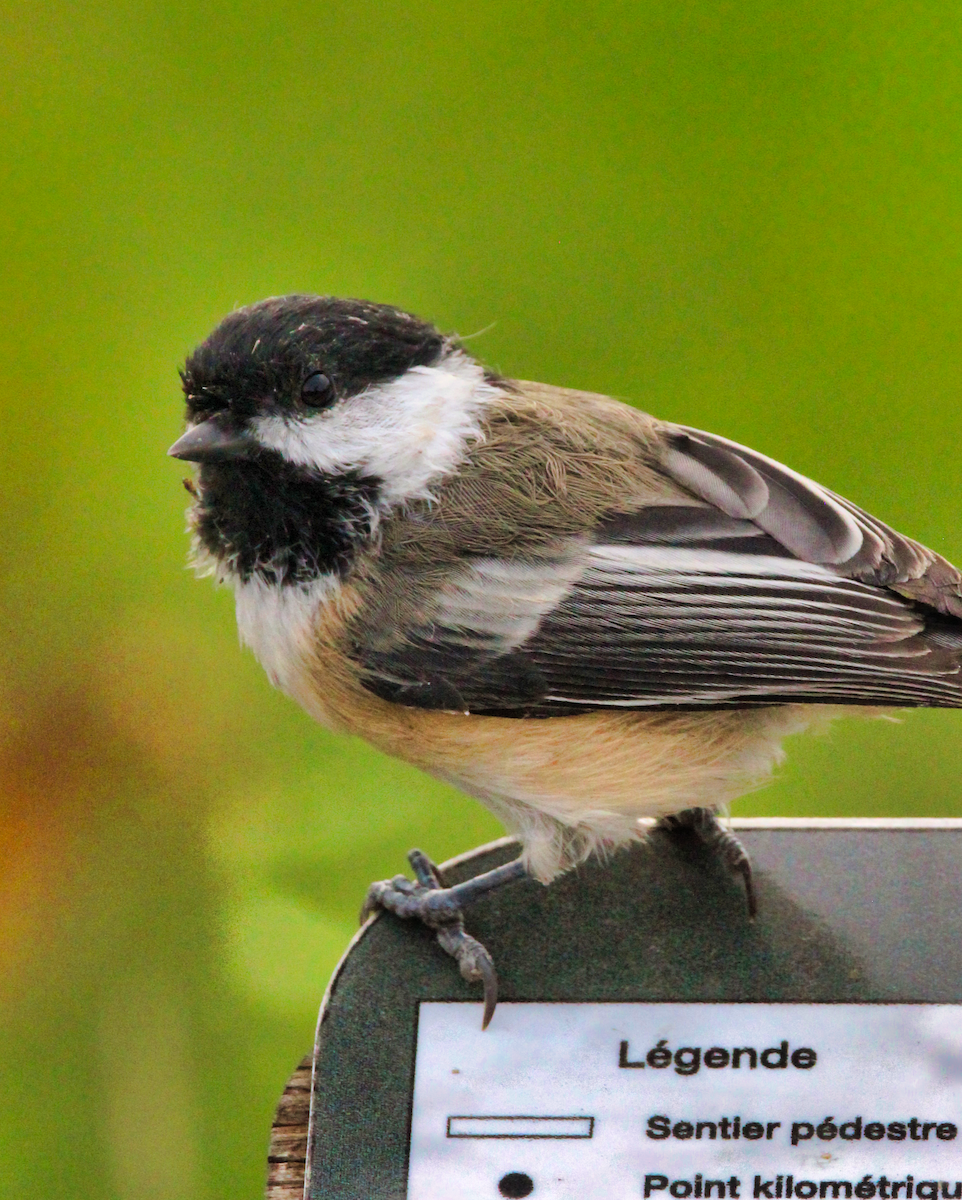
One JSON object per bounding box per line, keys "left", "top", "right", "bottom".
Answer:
{"left": 407, "top": 1003, "right": 962, "bottom": 1200}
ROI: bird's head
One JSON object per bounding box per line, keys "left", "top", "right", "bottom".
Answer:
{"left": 170, "top": 295, "right": 498, "bottom": 585}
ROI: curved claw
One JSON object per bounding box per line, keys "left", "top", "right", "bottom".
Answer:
{"left": 435, "top": 925, "right": 499, "bottom": 1028}
{"left": 359, "top": 883, "right": 381, "bottom": 924}
{"left": 478, "top": 953, "right": 498, "bottom": 1030}
{"left": 738, "top": 861, "right": 758, "bottom": 922}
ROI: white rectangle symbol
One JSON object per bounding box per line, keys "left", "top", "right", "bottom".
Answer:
{"left": 447, "top": 1115, "right": 594, "bottom": 1138}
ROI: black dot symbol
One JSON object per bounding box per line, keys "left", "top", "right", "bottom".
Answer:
{"left": 499, "top": 1172, "right": 534, "bottom": 1198}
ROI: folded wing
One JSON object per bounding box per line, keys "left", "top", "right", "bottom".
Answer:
{"left": 354, "top": 427, "right": 962, "bottom": 715}
{"left": 662, "top": 425, "right": 961, "bottom": 612}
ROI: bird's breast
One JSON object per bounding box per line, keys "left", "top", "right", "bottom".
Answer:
{"left": 233, "top": 573, "right": 343, "bottom": 702}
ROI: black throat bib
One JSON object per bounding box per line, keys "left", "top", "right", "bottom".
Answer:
{"left": 192, "top": 452, "right": 381, "bottom": 585}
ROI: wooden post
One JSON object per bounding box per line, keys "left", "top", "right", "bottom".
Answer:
{"left": 266, "top": 1055, "right": 311, "bottom": 1199}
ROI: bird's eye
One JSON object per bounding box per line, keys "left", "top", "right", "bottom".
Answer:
{"left": 300, "top": 372, "right": 336, "bottom": 409}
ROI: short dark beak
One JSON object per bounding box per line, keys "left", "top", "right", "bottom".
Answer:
{"left": 168, "top": 414, "right": 259, "bottom": 462}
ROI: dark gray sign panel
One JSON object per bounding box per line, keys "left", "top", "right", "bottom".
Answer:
{"left": 305, "top": 821, "right": 962, "bottom": 1199}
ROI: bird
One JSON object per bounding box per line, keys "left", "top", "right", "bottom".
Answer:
{"left": 169, "top": 294, "right": 962, "bottom": 1026}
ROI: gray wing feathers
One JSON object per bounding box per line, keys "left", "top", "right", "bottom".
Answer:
{"left": 662, "top": 427, "right": 865, "bottom": 564}
{"left": 529, "top": 546, "right": 961, "bottom": 708}
{"left": 354, "top": 416, "right": 962, "bottom": 713}
{"left": 432, "top": 554, "right": 585, "bottom": 645}
{"left": 661, "top": 433, "right": 769, "bottom": 520}
{"left": 357, "top": 540, "right": 962, "bottom": 713}
{"left": 663, "top": 423, "right": 962, "bottom": 615}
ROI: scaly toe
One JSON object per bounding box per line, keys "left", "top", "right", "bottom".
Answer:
{"left": 436, "top": 926, "right": 499, "bottom": 1028}
{"left": 361, "top": 865, "right": 501, "bottom": 1027}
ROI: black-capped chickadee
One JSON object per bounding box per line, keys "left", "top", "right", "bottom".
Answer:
{"left": 170, "top": 295, "right": 962, "bottom": 1025}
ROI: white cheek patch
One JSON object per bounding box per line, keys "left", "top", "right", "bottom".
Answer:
{"left": 253, "top": 351, "right": 501, "bottom": 505}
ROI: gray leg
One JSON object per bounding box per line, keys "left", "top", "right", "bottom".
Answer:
{"left": 362, "top": 850, "right": 529, "bottom": 1028}
{"left": 658, "top": 808, "right": 757, "bottom": 920}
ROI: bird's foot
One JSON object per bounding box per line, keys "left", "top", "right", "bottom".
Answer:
{"left": 363, "top": 848, "right": 527, "bottom": 1029}
{"left": 658, "top": 808, "right": 757, "bottom": 920}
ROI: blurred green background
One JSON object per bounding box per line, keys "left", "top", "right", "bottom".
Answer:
{"left": 3, "top": 1, "right": 962, "bottom": 1195}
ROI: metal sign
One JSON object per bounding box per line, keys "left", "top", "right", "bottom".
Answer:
{"left": 305, "top": 822, "right": 962, "bottom": 1199}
